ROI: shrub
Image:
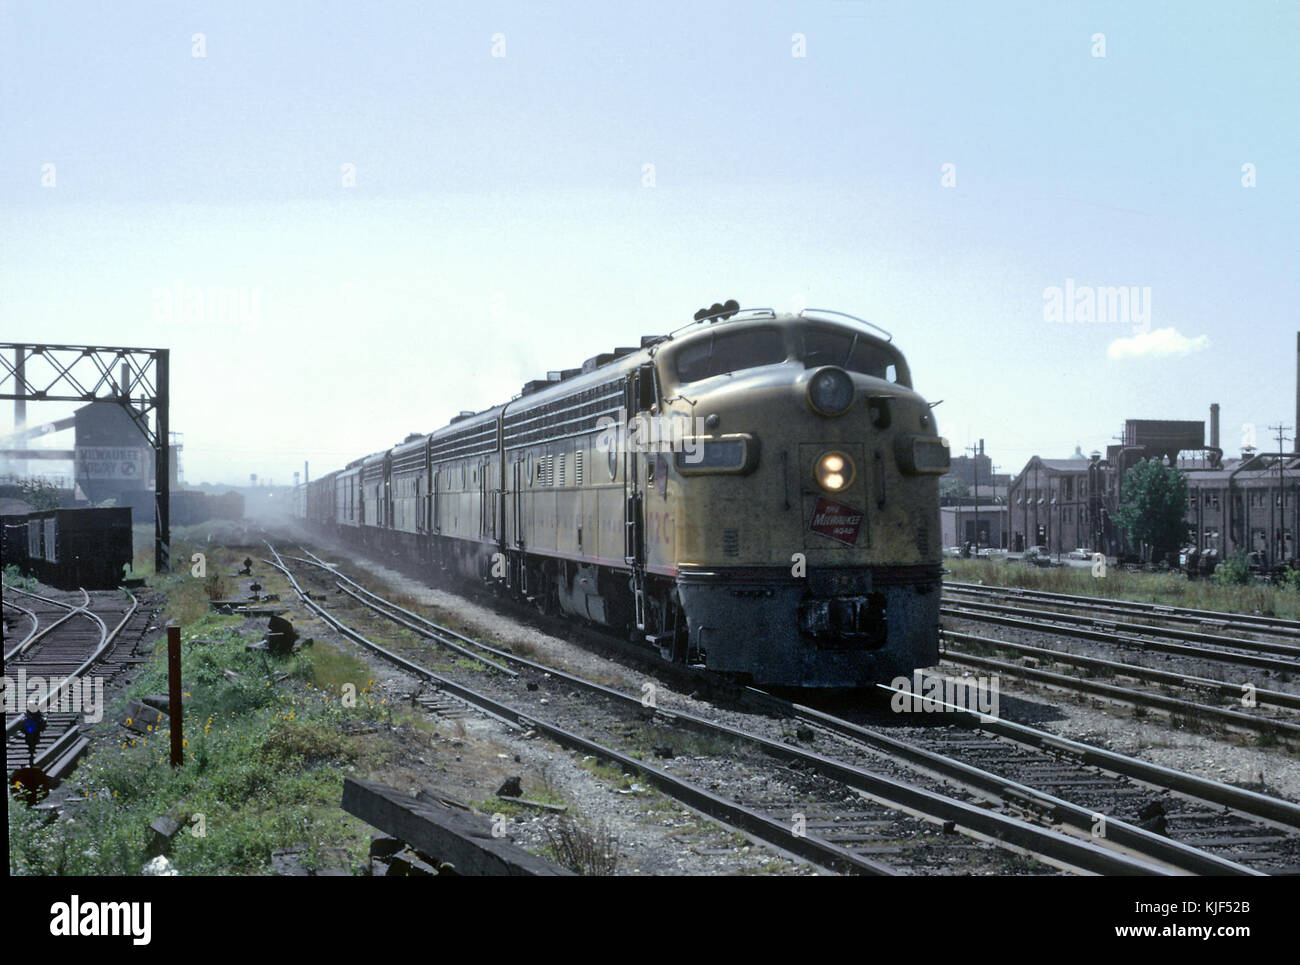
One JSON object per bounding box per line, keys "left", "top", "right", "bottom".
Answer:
{"left": 1211, "top": 549, "right": 1252, "bottom": 586}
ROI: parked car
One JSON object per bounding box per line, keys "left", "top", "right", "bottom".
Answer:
{"left": 1067, "top": 547, "right": 1092, "bottom": 560}
{"left": 1023, "top": 546, "right": 1053, "bottom": 567}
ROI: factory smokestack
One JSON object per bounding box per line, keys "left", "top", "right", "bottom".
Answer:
{"left": 1295, "top": 332, "right": 1299, "bottom": 444}
{"left": 1210, "top": 403, "right": 1220, "bottom": 450}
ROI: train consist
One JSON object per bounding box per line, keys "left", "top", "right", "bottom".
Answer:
{"left": 296, "top": 304, "right": 949, "bottom": 686}
{"left": 0, "top": 507, "right": 133, "bottom": 590}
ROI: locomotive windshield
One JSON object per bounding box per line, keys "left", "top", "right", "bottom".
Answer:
{"left": 801, "top": 327, "right": 910, "bottom": 386}
{"left": 674, "top": 326, "right": 786, "bottom": 384}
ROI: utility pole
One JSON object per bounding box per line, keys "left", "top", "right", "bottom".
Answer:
{"left": 990, "top": 461, "right": 1002, "bottom": 548}
{"left": 966, "top": 440, "right": 984, "bottom": 555}
{"left": 1268, "top": 424, "right": 1291, "bottom": 566}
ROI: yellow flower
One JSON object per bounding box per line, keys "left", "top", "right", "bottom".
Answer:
{"left": 126, "top": 717, "right": 133, "bottom": 726}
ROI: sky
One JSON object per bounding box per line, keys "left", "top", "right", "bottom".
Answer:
{"left": 2, "top": 0, "right": 1297, "bottom": 485}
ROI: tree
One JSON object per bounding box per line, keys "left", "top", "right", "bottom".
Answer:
{"left": 939, "top": 477, "right": 969, "bottom": 502}
{"left": 1114, "top": 458, "right": 1188, "bottom": 561}
{"left": 17, "top": 477, "right": 62, "bottom": 511}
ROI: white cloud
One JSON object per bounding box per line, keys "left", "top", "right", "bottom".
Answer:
{"left": 1107, "top": 327, "right": 1210, "bottom": 360}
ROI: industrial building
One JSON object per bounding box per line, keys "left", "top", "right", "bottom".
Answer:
{"left": 941, "top": 503, "right": 1009, "bottom": 550}
{"left": 1007, "top": 404, "right": 1296, "bottom": 565}
{"left": 1003, "top": 332, "right": 1298, "bottom": 565}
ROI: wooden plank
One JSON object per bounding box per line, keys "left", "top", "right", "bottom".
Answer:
{"left": 340, "top": 778, "right": 573, "bottom": 876}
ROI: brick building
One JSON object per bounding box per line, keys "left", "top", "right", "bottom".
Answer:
{"left": 1007, "top": 454, "right": 1101, "bottom": 555}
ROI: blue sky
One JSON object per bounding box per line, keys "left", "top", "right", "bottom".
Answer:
{"left": 3, "top": 1, "right": 1297, "bottom": 485}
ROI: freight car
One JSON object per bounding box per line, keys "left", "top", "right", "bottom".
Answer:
{"left": 0, "top": 507, "right": 133, "bottom": 590}
{"left": 297, "top": 304, "right": 949, "bottom": 687}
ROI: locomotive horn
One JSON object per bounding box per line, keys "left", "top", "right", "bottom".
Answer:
{"left": 720, "top": 299, "right": 739, "bottom": 319}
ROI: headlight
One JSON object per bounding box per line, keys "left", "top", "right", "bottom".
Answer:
{"left": 815, "top": 450, "right": 855, "bottom": 492}
{"left": 808, "top": 366, "right": 854, "bottom": 416}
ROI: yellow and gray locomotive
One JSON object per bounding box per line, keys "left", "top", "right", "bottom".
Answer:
{"left": 299, "top": 303, "right": 949, "bottom": 686}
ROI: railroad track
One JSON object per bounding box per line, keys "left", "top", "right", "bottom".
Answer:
{"left": 937, "top": 589, "right": 1300, "bottom": 740}
{"left": 753, "top": 686, "right": 1300, "bottom": 875}
{"left": 260, "top": 540, "right": 1300, "bottom": 875}
{"left": 3, "top": 583, "right": 144, "bottom": 782}
{"left": 939, "top": 598, "right": 1300, "bottom": 671}
{"left": 946, "top": 580, "right": 1300, "bottom": 641}
{"left": 936, "top": 631, "right": 1300, "bottom": 743}
{"left": 2, "top": 598, "right": 40, "bottom": 654}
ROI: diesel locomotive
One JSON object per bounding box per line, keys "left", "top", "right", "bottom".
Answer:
{"left": 296, "top": 303, "right": 949, "bottom": 686}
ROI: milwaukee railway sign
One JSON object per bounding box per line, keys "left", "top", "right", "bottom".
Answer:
{"left": 76, "top": 446, "right": 148, "bottom": 480}
{"left": 809, "top": 497, "right": 865, "bottom": 546}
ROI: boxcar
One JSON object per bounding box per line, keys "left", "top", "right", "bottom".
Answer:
{"left": 0, "top": 507, "right": 133, "bottom": 590}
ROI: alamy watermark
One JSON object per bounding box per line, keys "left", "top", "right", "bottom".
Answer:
{"left": 153, "top": 279, "right": 261, "bottom": 333}
{"left": 3, "top": 671, "right": 104, "bottom": 723}
{"left": 1043, "top": 278, "right": 1150, "bottom": 333}
{"left": 595, "top": 407, "right": 707, "bottom": 463}
{"left": 889, "top": 670, "right": 999, "bottom": 721}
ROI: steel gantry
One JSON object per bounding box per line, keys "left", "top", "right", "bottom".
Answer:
{"left": 0, "top": 343, "right": 170, "bottom": 572}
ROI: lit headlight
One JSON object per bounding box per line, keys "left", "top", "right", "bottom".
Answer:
{"left": 808, "top": 366, "right": 855, "bottom": 417}
{"left": 815, "top": 451, "right": 855, "bottom": 492}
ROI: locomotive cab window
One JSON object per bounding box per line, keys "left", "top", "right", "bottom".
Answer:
{"left": 801, "top": 327, "right": 910, "bottom": 387}
{"left": 673, "top": 327, "right": 786, "bottom": 385}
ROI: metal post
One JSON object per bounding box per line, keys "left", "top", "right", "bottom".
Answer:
{"left": 167, "top": 625, "right": 183, "bottom": 767}
{"left": 155, "top": 349, "right": 170, "bottom": 573}
{"left": 14, "top": 347, "right": 26, "bottom": 478}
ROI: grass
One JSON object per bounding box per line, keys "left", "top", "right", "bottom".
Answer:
{"left": 9, "top": 631, "right": 383, "bottom": 874}
{"left": 3, "top": 563, "right": 37, "bottom": 590}
{"left": 8, "top": 534, "right": 416, "bottom": 876}
{"left": 944, "top": 559, "right": 1300, "bottom": 620}
{"left": 542, "top": 815, "right": 619, "bottom": 875}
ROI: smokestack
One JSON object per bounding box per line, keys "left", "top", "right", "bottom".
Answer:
{"left": 1210, "top": 403, "right": 1220, "bottom": 449}
{"left": 1295, "top": 332, "right": 1299, "bottom": 443}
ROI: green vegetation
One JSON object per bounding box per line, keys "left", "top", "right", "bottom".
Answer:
{"left": 944, "top": 558, "right": 1300, "bottom": 620}
{"left": 9, "top": 537, "right": 402, "bottom": 876}
{"left": 1114, "top": 458, "right": 1189, "bottom": 561}
{"left": 7, "top": 614, "right": 391, "bottom": 874}
{"left": 17, "top": 477, "right": 61, "bottom": 511}
{"left": 1211, "top": 548, "right": 1254, "bottom": 587}
{"left": 939, "top": 477, "right": 969, "bottom": 501}
{"left": 3, "top": 563, "right": 36, "bottom": 590}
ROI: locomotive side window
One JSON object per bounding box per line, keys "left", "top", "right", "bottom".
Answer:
{"left": 674, "top": 327, "right": 785, "bottom": 384}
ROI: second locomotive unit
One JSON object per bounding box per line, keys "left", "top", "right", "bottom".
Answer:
{"left": 297, "top": 303, "right": 949, "bottom": 687}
